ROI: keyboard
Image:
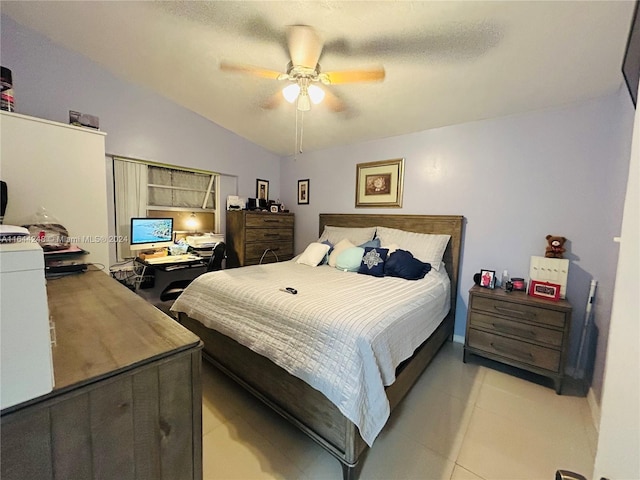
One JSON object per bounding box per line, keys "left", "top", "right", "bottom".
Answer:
{"left": 145, "top": 254, "right": 201, "bottom": 265}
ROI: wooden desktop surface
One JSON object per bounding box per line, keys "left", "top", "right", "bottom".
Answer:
{"left": 47, "top": 269, "right": 201, "bottom": 391}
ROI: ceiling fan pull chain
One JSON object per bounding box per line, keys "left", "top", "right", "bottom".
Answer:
{"left": 294, "top": 108, "right": 299, "bottom": 160}
{"left": 299, "top": 110, "right": 304, "bottom": 154}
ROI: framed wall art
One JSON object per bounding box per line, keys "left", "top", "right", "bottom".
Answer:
{"left": 298, "top": 179, "right": 309, "bottom": 205}
{"left": 529, "top": 280, "right": 561, "bottom": 301}
{"left": 355, "top": 158, "right": 404, "bottom": 208}
{"left": 256, "top": 179, "right": 269, "bottom": 201}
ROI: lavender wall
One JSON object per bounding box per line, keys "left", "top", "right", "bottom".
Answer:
{"left": 0, "top": 15, "right": 281, "bottom": 225}
{"left": 280, "top": 90, "right": 634, "bottom": 400}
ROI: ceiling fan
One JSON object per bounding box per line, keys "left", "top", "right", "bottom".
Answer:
{"left": 220, "top": 25, "right": 385, "bottom": 112}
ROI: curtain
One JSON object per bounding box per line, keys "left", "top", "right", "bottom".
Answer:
{"left": 113, "top": 158, "right": 148, "bottom": 260}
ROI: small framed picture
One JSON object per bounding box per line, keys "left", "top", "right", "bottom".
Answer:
{"left": 298, "top": 179, "right": 309, "bottom": 205}
{"left": 270, "top": 205, "right": 279, "bottom": 213}
{"left": 256, "top": 179, "right": 269, "bottom": 201}
{"left": 479, "top": 269, "right": 496, "bottom": 289}
{"left": 529, "top": 280, "right": 561, "bottom": 301}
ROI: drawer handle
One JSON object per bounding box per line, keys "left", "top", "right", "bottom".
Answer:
{"left": 263, "top": 219, "right": 280, "bottom": 223}
{"left": 263, "top": 233, "right": 281, "bottom": 238}
{"left": 490, "top": 342, "right": 534, "bottom": 362}
{"left": 494, "top": 305, "right": 536, "bottom": 320}
{"left": 491, "top": 322, "right": 536, "bottom": 339}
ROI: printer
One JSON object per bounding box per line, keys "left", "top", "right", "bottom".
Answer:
{"left": 185, "top": 233, "right": 224, "bottom": 257}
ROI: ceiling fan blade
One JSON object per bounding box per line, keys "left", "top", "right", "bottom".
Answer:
{"left": 321, "top": 67, "right": 385, "bottom": 85}
{"left": 260, "top": 91, "right": 284, "bottom": 110}
{"left": 220, "top": 61, "right": 284, "bottom": 80}
{"left": 322, "top": 89, "right": 346, "bottom": 113}
{"left": 287, "top": 25, "right": 323, "bottom": 68}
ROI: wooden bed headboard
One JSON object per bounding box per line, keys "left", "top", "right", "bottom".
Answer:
{"left": 319, "top": 213, "right": 465, "bottom": 319}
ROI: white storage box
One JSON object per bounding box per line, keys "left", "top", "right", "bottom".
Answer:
{"left": 529, "top": 256, "right": 569, "bottom": 299}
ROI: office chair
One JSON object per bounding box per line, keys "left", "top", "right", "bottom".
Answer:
{"left": 159, "top": 242, "right": 226, "bottom": 302}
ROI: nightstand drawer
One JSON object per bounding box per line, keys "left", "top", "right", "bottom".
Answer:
{"left": 467, "top": 329, "right": 561, "bottom": 372}
{"left": 246, "top": 229, "right": 293, "bottom": 243}
{"left": 468, "top": 311, "right": 564, "bottom": 348}
{"left": 471, "top": 295, "right": 565, "bottom": 329}
{"left": 245, "top": 215, "right": 294, "bottom": 228}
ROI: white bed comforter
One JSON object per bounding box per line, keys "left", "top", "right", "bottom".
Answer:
{"left": 171, "top": 261, "right": 450, "bottom": 445}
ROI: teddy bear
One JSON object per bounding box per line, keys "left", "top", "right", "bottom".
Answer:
{"left": 545, "top": 235, "right": 567, "bottom": 258}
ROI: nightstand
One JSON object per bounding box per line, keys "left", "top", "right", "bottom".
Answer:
{"left": 464, "top": 285, "right": 572, "bottom": 394}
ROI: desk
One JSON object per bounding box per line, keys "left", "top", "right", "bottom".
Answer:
{"left": 135, "top": 257, "right": 207, "bottom": 304}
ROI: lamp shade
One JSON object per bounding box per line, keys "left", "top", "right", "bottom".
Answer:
{"left": 308, "top": 84, "right": 325, "bottom": 104}
{"left": 282, "top": 84, "right": 300, "bottom": 103}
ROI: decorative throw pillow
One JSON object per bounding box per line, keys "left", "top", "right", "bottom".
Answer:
{"left": 384, "top": 249, "right": 432, "bottom": 280}
{"left": 358, "top": 247, "right": 389, "bottom": 277}
{"left": 328, "top": 238, "right": 356, "bottom": 267}
{"left": 359, "top": 238, "right": 381, "bottom": 249}
{"left": 296, "top": 242, "right": 331, "bottom": 267}
{"left": 319, "top": 240, "right": 334, "bottom": 264}
{"left": 375, "top": 226, "right": 450, "bottom": 271}
{"left": 335, "top": 246, "right": 365, "bottom": 272}
{"left": 319, "top": 226, "right": 376, "bottom": 247}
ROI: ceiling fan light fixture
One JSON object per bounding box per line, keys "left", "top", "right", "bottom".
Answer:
{"left": 308, "top": 84, "right": 325, "bottom": 104}
{"left": 282, "top": 83, "right": 300, "bottom": 103}
{"left": 297, "top": 93, "right": 311, "bottom": 111}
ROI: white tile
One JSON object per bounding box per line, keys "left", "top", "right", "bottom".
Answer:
{"left": 404, "top": 348, "right": 485, "bottom": 409}
{"left": 202, "top": 419, "right": 304, "bottom": 480}
{"left": 475, "top": 380, "right": 587, "bottom": 441}
{"left": 300, "top": 449, "right": 344, "bottom": 480}
{"left": 450, "top": 464, "right": 486, "bottom": 480}
{"left": 240, "top": 397, "right": 325, "bottom": 472}
{"left": 385, "top": 386, "right": 474, "bottom": 462}
{"left": 457, "top": 406, "right": 594, "bottom": 480}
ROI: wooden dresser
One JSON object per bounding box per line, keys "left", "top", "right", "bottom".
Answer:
{"left": 464, "top": 285, "right": 572, "bottom": 393}
{"left": 226, "top": 211, "right": 294, "bottom": 267}
{"left": 0, "top": 270, "right": 203, "bottom": 480}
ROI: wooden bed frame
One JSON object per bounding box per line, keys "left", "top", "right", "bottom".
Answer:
{"left": 177, "top": 214, "right": 464, "bottom": 479}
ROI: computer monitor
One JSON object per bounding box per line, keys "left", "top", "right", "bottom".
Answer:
{"left": 129, "top": 217, "right": 174, "bottom": 252}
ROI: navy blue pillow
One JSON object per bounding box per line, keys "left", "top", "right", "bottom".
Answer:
{"left": 358, "top": 247, "right": 389, "bottom": 277}
{"left": 384, "top": 249, "right": 432, "bottom": 280}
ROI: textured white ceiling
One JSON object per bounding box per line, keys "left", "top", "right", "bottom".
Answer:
{"left": 2, "top": 1, "right": 636, "bottom": 156}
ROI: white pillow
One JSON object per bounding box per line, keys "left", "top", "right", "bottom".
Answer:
{"left": 382, "top": 242, "right": 400, "bottom": 255}
{"left": 375, "top": 226, "right": 450, "bottom": 271}
{"left": 328, "top": 238, "right": 356, "bottom": 267}
{"left": 296, "top": 242, "right": 331, "bottom": 267}
{"left": 318, "top": 226, "right": 376, "bottom": 247}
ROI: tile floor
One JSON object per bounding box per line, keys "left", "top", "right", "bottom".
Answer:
{"left": 200, "top": 341, "right": 597, "bottom": 480}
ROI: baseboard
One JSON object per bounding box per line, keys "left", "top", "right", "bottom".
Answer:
{"left": 453, "top": 334, "right": 465, "bottom": 344}
{"left": 587, "top": 386, "right": 601, "bottom": 432}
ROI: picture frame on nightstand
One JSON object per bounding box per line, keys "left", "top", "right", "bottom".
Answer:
{"left": 529, "top": 280, "right": 561, "bottom": 301}
{"left": 479, "top": 269, "right": 496, "bottom": 288}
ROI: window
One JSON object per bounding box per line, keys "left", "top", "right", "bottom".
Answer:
{"left": 147, "top": 166, "right": 215, "bottom": 211}
{"left": 112, "top": 157, "right": 219, "bottom": 260}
